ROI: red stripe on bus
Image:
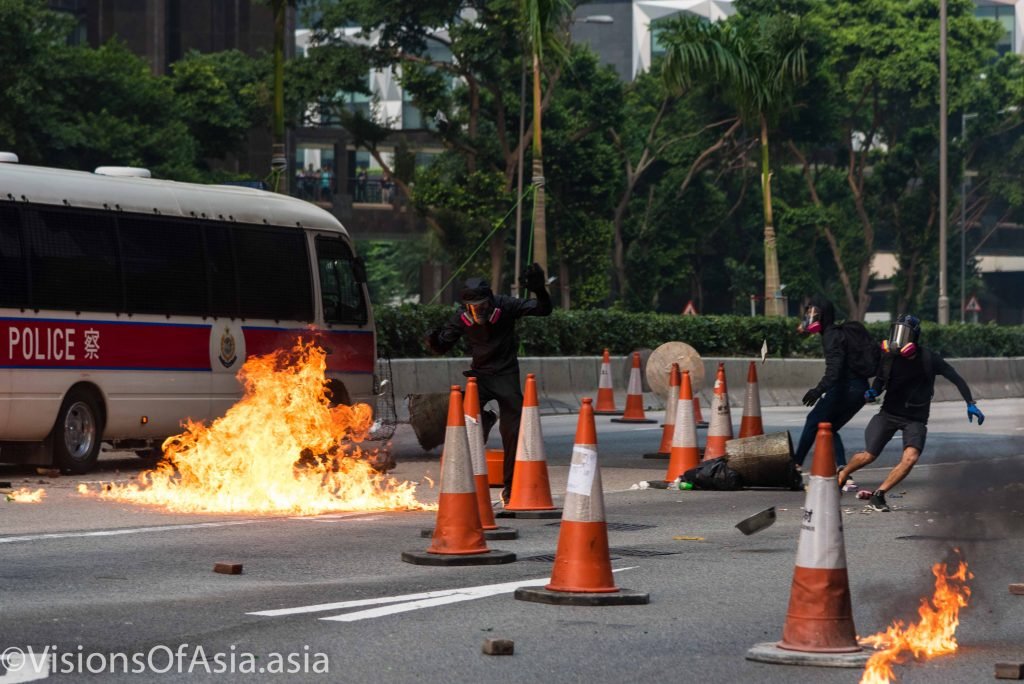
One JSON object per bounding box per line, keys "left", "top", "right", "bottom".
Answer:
{"left": 1, "top": 320, "right": 210, "bottom": 370}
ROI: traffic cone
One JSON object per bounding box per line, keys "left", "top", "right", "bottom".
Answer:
{"left": 610, "top": 352, "right": 656, "bottom": 424}
{"left": 665, "top": 370, "right": 700, "bottom": 482}
{"left": 738, "top": 361, "right": 764, "bottom": 438}
{"left": 644, "top": 363, "right": 680, "bottom": 459}
{"left": 745, "top": 423, "right": 868, "bottom": 667}
{"left": 498, "top": 374, "right": 562, "bottom": 519}
{"left": 694, "top": 395, "right": 707, "bottom": 428}
{"left": 703, "top": 363, "right": 733, "bottom": 459}
{"left": 402, "top": 385, "right": 516, "bottom": 566}
{"left": 420, "top": 379, "right": 517, "bottom": 541}
{"left": 594, "top": 349, "right": 622, "bottom": 415}
{"left": 515, "top": 398, "right": 649, "bottom": 606}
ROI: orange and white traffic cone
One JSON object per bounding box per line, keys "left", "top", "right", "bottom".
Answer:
{"left": 665, "top": 370, "right": 700, "bottom": 482}
{"left": 694, "top": 395, "right": 707, "bottom": 428}
{"left": 703, "top": 363, "right": 733, "bottom": 459}
{"left": 403, "top": 385, "right": 516, "bottom": 566}
{"left": 421, "top": 379, "right": 517, "bottom": 541}
{"left": 610, "top": 352, "right": 656, "bottom": 424}
{"left": 515, "top": 398, "right": 649, "bottom": 606}
{"left": 745, "top": 422, "right": 868, "bottom": 666}
{"left": 738, "top": 361, "right": 764, "bottom": 438}
{"left": 644, "top": 363, "right": 680, "bottom": 459}
{"left": 594, "top": 349, "right": 622, "bottom": 415}
{"left": 499, "top": 374, "right": 562, "bottom": 519}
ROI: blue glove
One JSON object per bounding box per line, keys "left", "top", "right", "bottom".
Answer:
{"left": 864, "top": 388, "right": 878, "bottom": 403}
{"left": 967, "top": 403, "right": 984, "bottom": 425}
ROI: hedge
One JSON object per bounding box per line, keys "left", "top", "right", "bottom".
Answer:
{"left": 375, "top": 304, "right": 1024, "bottom": 359}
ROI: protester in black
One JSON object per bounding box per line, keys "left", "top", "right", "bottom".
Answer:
{"left": 793, "top": 298, "right": 874, "bottom": 480}
{"left": 425, "top": 264, "right": 552, "bottom": 504}
{"left": 837, "top": 314, "right": 985, "bottom": 511}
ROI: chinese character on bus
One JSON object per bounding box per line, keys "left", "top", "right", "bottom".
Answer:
{"left": 84, "top": 329, "right": 100, "bottom": 360}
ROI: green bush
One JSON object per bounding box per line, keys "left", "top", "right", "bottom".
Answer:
{"left": 375, "top": 305, "right": 1024, "bottom": 359}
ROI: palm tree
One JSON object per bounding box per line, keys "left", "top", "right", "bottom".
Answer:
{"left": 661, "top": 14, "right": 807, "bottom": 316}
{"left": 521, "top": 0, "right": 573, "bottom": 277}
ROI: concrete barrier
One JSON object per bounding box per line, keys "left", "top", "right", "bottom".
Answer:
{"left": 391, "top": 356, "right": 1024, "bottom": 420}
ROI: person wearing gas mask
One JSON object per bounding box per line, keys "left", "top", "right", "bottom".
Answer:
{"left": 425, "top": 264, "right": 552, "bottom": 505}
{"left": 793, "top": 297, "right": 877, "bottom": 485}
{"left": 837, "top": 314, "right": 985, "bottom": 512}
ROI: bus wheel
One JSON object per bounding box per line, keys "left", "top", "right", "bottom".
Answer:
{"left": 52, "top": 390, "right": 103, "bottom": 474}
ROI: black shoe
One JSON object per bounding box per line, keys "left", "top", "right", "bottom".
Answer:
{"left": 868, "top": 489, "right": 890, "bottom": 512}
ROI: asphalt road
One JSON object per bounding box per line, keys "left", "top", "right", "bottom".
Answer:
{"left": 1, "top": 398, "right": 1022, "bottom": 683}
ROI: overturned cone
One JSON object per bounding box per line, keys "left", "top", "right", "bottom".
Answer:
{"left": 746, "top": 422, "right": 869, "bottom": 667}
{"left": 421, "top": 378, "right": 517, "bottom": 541}
{"left": 515, "top": 398, "right": 649, "bottom": 607}
{"left": 403, "top": 385, "right": 515, "bottom": 566}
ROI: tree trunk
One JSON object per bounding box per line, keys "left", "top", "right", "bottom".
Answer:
{"left": 271, "top": 0, "right": 287, "bottom": 194}
{"left": 530, "top": 52, "right": 548, "bottom": 273}
{"left": 760, "top": 115, "right": 783, "bottom": 316}
{"left": 559, "top": 260, "right": 570, "bottom": 309}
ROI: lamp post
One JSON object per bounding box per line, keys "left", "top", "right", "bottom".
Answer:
{"left": 938, "top": 0, "right": 950, "bottom": 325}
{"left": 960, "top": 111, "right": 978, "bottom": 324}
{"left": 512, "top": 13, "right": 613, "bottom": 296}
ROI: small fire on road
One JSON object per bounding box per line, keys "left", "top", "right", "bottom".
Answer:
{"left": 7, "top": 487, "right": 46, "bottom": 503}
{"left": 80, "top": 341, "right": 425, "bottom": 515}
{"left": 859, "top": 549, "right": 972, "bottom": 684}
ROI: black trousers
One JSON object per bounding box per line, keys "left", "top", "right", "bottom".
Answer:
{"left": 474, "top": 372, "right": 523, "bottom": 494}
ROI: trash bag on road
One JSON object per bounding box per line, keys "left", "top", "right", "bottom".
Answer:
{"left": 682, "top": 457, "right": 744, "bottom": 491}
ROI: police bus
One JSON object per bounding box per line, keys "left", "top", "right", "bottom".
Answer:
{"left": 0, "top": 157, "right": 375, "bottom": 473}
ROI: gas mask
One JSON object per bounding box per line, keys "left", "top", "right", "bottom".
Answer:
{"left": 882, "top": 315, "right": 921, "bottom": 358}
{"left": 802, "top": 306, "right": 823, "bottom": 334}
{"left": 461, "top": 298, "right": 501, "bottom": 326}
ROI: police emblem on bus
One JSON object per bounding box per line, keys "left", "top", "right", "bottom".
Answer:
{"left": 219, "top": 328, "right": 237, "bottom": 368}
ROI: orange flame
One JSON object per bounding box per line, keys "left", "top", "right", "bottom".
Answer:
{"left": 859, "top": 550, "right": 972, "bottom": 684}
{"left": 7, "top": 487, "right": 46, "bottom": 503}
{"left": 82, "top": 341, "right": 425, "bottom": 515}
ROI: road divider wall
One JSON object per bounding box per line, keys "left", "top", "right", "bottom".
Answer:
{"left": 390, "top": 356, "right": 1024, "bottom": 420}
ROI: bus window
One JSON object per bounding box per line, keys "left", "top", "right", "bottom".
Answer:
{"left": 234, "top": 226, "right": 314, "bottom": 322}
{"left": 0, "top": 206, "right": 28, "bottom": 308}
{"left": 119, "top": 216, "right": 207, "bottom": 317}
{"left": 24, "top": 208, "right": 121, "bottom": 312}
{"left": 316, "top": 237, "right": 367, "bottom": 325}
{"left": 203, "top": 224, "right": 240, "bottom": 318}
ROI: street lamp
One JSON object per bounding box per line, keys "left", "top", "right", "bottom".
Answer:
{"left": 512, "top": 13, "right": 614, "bottom": 297}
{"left": 938, "top": 0, "right": 949, "bottom": 324}
{"left": 960, "top": 110, "right": 978, "bottom": 324}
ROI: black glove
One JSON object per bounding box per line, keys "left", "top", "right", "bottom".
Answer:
{"left": 802, "top": 387, "right": 822, "bottom": 407}
{"left": 521, "top": 262, "right": 546, "bottom": 294}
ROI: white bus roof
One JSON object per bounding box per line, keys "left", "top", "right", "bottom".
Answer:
{"left": 0, "top": 162, "right": 348, "bottom": 236}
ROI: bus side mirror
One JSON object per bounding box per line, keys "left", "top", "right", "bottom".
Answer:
{"left": 353, "top": 256, "right": 367, "bottom": 284}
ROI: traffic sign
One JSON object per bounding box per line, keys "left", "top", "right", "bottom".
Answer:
{"left": 965, "top": 296, "right": 982, "bottom": 313}
{"left": 682, "top": 300, "right": 698, "bottom": 316}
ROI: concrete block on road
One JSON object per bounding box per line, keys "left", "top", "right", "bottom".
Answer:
{"left": 213, "top": 562, "right": 243, "bottom": 575}
{"left": 481, "top": 639, "right": 514, "bottom": 656}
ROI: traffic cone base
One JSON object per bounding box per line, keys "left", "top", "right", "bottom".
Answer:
{"left": 420, "top": 526, "right": 519, "bottom": 541}
{"left": 401, "top": 549, "right": 517, "bottom": 566}
{"left": 744, "top": 643, "right": 870, "bottom": 668}
{"left": 515, "top": 586, "right": 651, "bottom": 606}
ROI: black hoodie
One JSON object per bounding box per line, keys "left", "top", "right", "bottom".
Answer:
{"left": 810, "top": 297, "right": 850, "bottom": 393}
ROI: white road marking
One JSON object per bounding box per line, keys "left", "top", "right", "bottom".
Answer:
{"left": 251, "top": 567, "right": 637, "bottom": 622}
{"left": 0, "top": 650, "right": 50, "bottom": 682}
{"left": 0, "top": 520, "right": 256, "bottom": 545}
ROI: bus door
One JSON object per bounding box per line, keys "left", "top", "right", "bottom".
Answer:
{"left": 313, "top": 235, "right": 374, "bottom": 403}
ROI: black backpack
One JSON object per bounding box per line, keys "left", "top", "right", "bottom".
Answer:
{"left": 839, "top": 321, "right": 881, "bottom": 380}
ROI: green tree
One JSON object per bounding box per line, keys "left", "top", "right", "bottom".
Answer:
{"left": 661, "top": 8, "right": 809, "bottom": 316}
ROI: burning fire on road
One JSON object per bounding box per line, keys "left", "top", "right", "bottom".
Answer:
{"left": 6, "top": 487, "right": 46, "bottom": 503}
{"left": 859, "top": 549, "right": 972, "bottom": 684}
{"left": 80, "top": 341, "right": 425, "bottom": 515}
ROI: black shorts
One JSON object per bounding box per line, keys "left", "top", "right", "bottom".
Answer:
{"left": 864, "top": 411, "right": 927, "bottom": 456}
